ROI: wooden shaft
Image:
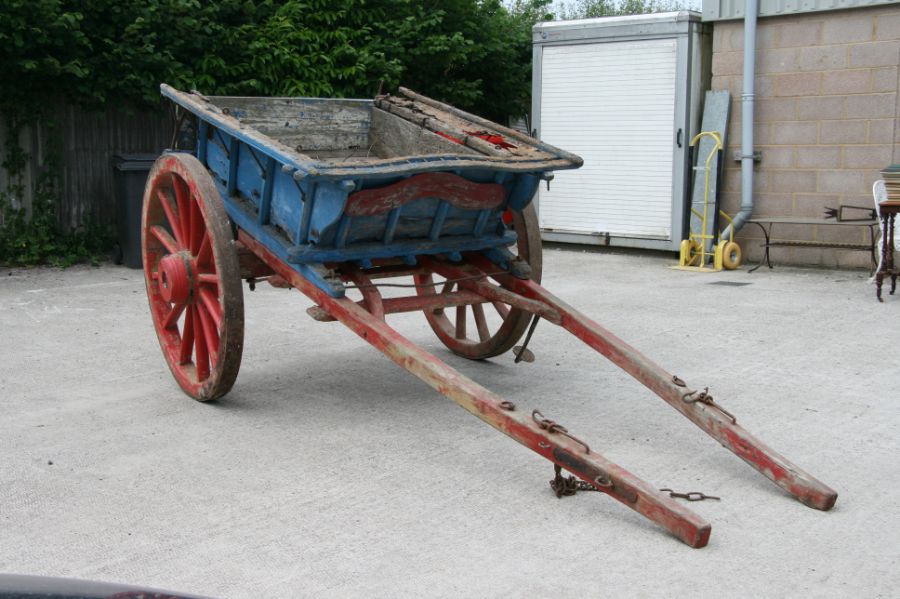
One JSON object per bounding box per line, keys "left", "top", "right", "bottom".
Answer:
{"left": 466, "top": 253, "right": 838, "bottom": 512}
{"left": 308, "top": 290, "right": 488, "bottom": 322}
{"left": 239, "top": 230, "right": 712, "bottom": 548}
{"left": 422, "top": 258, "right": 562, "bottom": 324}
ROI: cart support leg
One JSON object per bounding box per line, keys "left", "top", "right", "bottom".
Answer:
{"left": 238, "top": 231, "right": 713, "bottom": 548}
{"left": 468, "top": 256, "right": 837, "bottom": 511}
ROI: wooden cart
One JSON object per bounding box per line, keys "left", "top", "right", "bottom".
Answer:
{"left": 142, "top": 85, "right": 836, "bottom": 548}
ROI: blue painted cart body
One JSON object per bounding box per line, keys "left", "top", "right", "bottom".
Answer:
{"left": 161, "top": 85, "right": 582, "bottom": 296}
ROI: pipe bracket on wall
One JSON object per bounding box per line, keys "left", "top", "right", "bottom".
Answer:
{"left": 732, "top": 151, "right": 762, "bottom": 163}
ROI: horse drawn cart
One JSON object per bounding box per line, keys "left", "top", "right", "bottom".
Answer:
{"left": 142, "top": 85, "right": 836, "bottom": 547}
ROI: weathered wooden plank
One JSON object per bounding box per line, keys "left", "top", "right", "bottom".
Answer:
{"left": 212, "top": 96, "right": 371, "bottom": 152}
{"left": 0, "top": 101, "right": 171, "bottom": 230}
{"left": 370, "top": 108, "right": 478, "bottom": 158}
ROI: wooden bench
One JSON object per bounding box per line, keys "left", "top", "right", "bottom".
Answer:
{"left": 746, "top": 217, "right": 879, "bottom": 273}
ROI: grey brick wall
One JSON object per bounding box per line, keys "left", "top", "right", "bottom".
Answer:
{"left": 711, "top": 5, "right": 899, "bottom": 268}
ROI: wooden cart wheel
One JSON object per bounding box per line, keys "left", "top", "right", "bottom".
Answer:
{"left": 142, "top": 153, "right": 244, "bottom": 401}
{"left": 414, "top": 203, "right": 542, "bottom": 360}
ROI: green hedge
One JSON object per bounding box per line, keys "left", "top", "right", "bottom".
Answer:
{"left": 0, "top": 0, "right": 553, "bottom": 121}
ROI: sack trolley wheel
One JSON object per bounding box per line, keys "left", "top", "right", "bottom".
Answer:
{"left": 680, "top": 239, "right": 702, "bottom": 267}
{"left": 141, "top": 153, "right": 244, "bottom": 401}
{"left": 722, "top": 241, "right": 742, "bottom": 270}
{"left": 414, "top": 203, "right": 543, "bottom": 360}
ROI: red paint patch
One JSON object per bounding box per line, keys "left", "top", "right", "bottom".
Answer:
{"left": 345, "top": 172, "right": 506, "bottom": 216}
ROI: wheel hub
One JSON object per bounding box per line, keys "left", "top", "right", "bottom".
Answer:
{"left": 158, "top": 252, "right": 195, "bottom": 304}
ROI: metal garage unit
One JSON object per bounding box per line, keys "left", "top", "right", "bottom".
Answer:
{"left": 532, "top": 12, "right": 710, "bottom": 251}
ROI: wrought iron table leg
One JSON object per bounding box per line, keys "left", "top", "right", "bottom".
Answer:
{"left": 748, "top": 222, "right": 771, "bottom": 273}
{"left": 869, "top": 223, "right": 878, "bottom": 274}
{"left": 876, "top": 213, "right": 893, "bottom": 302}
{"left": 888, "top": 214, "right": 897, "bottom": 295}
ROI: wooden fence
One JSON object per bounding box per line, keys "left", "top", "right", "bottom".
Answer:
{"left": 0, "top": 102, "right": 173, "bottom": 230}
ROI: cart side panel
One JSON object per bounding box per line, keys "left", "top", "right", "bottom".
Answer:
{"left": 235, "top": 145, "right": 266, "bottom": 211}
{"left": 313, "top": 171, "right": 510, "bottom": 248}
{"left": 190, "top": 113, "right": 546, "bottom": 295}
{"left": 199, "top": 118, "right": 544, "bottom": 266}
{"left": 270, "top": 168, "right": 303, "bottom": 242}
{"left": 204, "top": 128, "right": 231, "bottom": 190}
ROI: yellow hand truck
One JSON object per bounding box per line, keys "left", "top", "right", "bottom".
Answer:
{"left": 678, "top": 131, "right": 741, "bottom": 271}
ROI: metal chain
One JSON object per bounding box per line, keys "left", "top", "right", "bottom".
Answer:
{"left": 550, "top": 464, "right": 601, "bottom": 498}
{"left": 659, "top": 488, "right": 721, "bottom": 502}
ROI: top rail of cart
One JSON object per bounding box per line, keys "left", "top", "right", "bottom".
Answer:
{"left": 161, "top": 84, "right": 582, "bottom": 297}
{"left": 162, "top": 84, "right": 582, "bottom": 179}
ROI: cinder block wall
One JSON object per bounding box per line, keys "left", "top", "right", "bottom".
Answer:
{"left": 711, "top": 5, "right": 899, "bottom": 267}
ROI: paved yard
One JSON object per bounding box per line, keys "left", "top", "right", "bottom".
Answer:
{"left": 1, "top": 247, "right": 897, "bottom": 598}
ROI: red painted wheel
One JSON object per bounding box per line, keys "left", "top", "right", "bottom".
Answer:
{"left": 142, "top": 153, "right": 244, "bottom": 401}
{"left": 415, "top": 203, "right": 542, "bottom": 360}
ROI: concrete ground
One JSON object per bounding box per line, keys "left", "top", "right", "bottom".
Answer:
{"left": 1, "top": 247, "right": 898, "bottom": 598}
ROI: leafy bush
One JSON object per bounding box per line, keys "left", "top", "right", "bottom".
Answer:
{"left": 0, "top": 0, "right": 554, "bottom": 119}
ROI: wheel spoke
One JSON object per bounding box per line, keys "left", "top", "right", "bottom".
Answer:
{"left": 492, "top": 301, "right": 510, "bottom": 319}
{"left": 190, "top": 194, "right": 204, "bottom": 255}
{"left": 179, "top": 307, "right": 195, "bottom": 365}
{"left": 157, "top": 189, "right": 185, "bottom": 248}
{"left": 174, "top": 176, "right": 191, "bottom": 245}
{"left": 163, "top": 302, "right": 186, "bottom": 329}
{"left": 198, "top": 272, "right": 219, "bottom": 286}
{"left": 196, "top": 234, "right": 212, "bottom": 267}
{"left": 196, "top": 302, "right": 219, "bottom": 364}
{"left": 193, "top": 306, "right": 210, "bottom": 381}
{"left": 441, "top": 281, "right": 455, "bottom": 294}
{"left": 199, "top": 286, "right": 223, "bottom": 329}
{"left": 472, "top": 303, "right": 490, "bottom": 342}
{"left": 455, "top": 306, "right": 467, "bottom": 339}
{"left": 151, "top": 225, "right": 180, "bottom": 255}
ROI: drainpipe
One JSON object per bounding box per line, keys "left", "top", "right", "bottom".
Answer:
{"left": 722, "top": 0, "right": 758, "bottom": 241}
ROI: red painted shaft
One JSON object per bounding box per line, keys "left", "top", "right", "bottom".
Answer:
{"left": 465, "top": 254, "right": 838, "bottom": 511}
{"left": 238, "top": 231, "right": 712, "bottom": 548}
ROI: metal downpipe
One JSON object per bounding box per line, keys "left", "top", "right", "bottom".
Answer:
{"left": 722, "top": 0, "right": 758, "bottom": 241}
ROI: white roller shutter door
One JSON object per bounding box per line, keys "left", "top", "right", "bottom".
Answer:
{"left": 539, "top": 39, "right": 677, "bottom": 240}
